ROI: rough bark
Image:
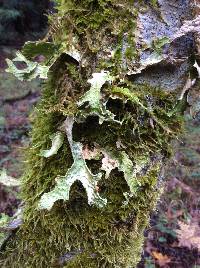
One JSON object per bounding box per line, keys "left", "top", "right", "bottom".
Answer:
{"left": 0, "top": 0, "right": 198, "bottom": 267}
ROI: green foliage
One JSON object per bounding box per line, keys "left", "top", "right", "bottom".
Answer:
{"left": 155, "top": 215, "right": 177, "bottom": 238}
{"left": 144, "top": 257, "right": 156, "bottom": 268}
{"left": 0, "top": 8, "right": 20, "bottom": 22}
{"left": 0, "top": 214, "right": 10, "bottom": 227}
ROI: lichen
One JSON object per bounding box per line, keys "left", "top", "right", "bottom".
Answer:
{"left": 78, "top": 71, "right": 115, "bottom": 123}
{"left": 0, "top": 169, "right": 20, "bottom": 187}
{"left": 6, "top": 51, "right": 50, "bottom": 81}
{"left": 0, "top": 214, "right": 10, "bottom": 249}
{"left": 40, "top": 131, "right": 64, "bottom": 158}
{"left": 38, "top": 117, "right": 107, "bottom": 210}
{"left": 0, "top": 0, "right": 189, "bottom": 267}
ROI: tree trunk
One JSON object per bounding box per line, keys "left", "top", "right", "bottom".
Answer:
{"left": 0, "top": 0, "right": 198, "bottom": 267}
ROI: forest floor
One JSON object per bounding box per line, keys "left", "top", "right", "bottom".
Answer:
{"left": 0, "top": 47, "right": 200, "bottom": 268}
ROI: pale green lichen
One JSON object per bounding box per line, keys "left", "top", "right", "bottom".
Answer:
{"left": 78, "top": 71, "right": 115, "bottom": 124}
{"left": 194, "top": 61, "right": 200, "bottom": 78}
{"left": 100, "top": 148, "right": 149, "bottom": 194}
{"left": 113, "top": 152, "right": 149, "bottom": 194}
{"left": 0, "top": 169, "right": 20, "bottom": 187}
{"left": 38, "top": 141, "right": 106, "bottom": 210}
{"left": 0, "top": 208, "right": 23, "bottom": 251}
{"left": 6, "top": 52, "right": 49, "bottom": 81}
{"left": 40, "top": 131, "right": 64, "bottom": 158}
{"left": 0, "top": 0, "right": 189, "bottom": 267}
{"left": 6, "top": 40, "right": 82, "bottom": 83}
{"left": 0, "top": 214, "right": 10, "bottom": 249}
{"left": 38, "top": 117, "right": 107, "bottom": 210}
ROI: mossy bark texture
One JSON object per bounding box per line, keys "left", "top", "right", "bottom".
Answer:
{"left": 0, "top": 0, "right": 195, "bottom": 267}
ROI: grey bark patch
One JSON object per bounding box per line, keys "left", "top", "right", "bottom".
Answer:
{"left": 130, "top": 0, "right": 194, "bottom": 90}
{"left": 130, "top": 61, "right": 190, "bottom": 91}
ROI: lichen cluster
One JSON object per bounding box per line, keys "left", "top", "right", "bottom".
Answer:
{"left": 0, "top": 1, "right": 187, "bottom": 267}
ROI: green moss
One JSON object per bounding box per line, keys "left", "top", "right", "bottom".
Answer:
{"left": 0, "top": 124, "right": 161, "bottom": 267}
{"left": 0, "top": 75, "right": 182, "bottom": 267}
{"left": 151, "top": 0, "right": 158, "bottom": 8}
{"left": 0, "top": 0, "right": 186, "bottom": 267}
{"left": 49, "top": 0, "right": 139, "bottom": 75}
{"left": 152, "top": 37, "right": 170, "bottom": 54}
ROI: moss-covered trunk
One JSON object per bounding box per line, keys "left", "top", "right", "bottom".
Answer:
{"left": 0, "top": 0, "right": 196, "bottom": 267}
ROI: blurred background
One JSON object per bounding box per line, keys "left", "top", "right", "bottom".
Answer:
{"left": 0, "top": 1, "right": 199, "bottom": 267}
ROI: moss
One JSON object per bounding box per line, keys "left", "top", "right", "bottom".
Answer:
{"left": 152, "top": 37, "right": 170, "bottom": 54}
{"left": 151, "top": 0, "right": 158, "bottom": 8}
{"left": 0, "top": 129, "right": 161, "bottom": 267}
{"left": 0, "top": 0, "right": 186, "bottom": 267}
{"left": 0, "top": 75, "right": 181, "bottom": 267}
{"left": 48, "top": 0, "right": 139, "bottom": 76}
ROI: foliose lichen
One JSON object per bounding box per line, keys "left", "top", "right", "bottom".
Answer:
{"left": 0, "top": 0, "right": 191, "bottom": 267}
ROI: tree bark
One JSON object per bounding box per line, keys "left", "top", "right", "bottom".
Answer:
{"left": 0, "top": 0, "right": 198, "bottom": 267}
